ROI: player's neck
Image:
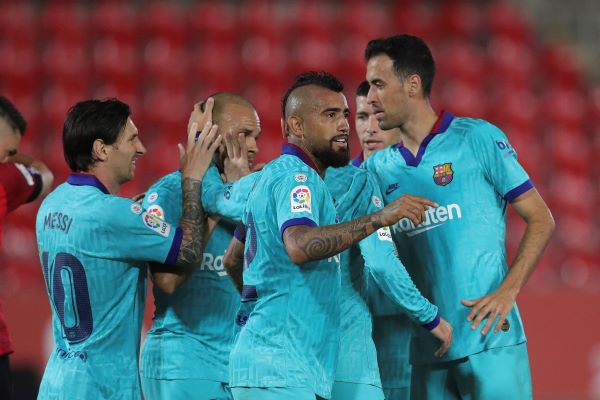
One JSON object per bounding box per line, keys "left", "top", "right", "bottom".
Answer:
{"left": 288, "top": 139, "right": 326, "bottom": 177}
{"left": 87, "top": 166, "right": 121, "bottom": 194}
{"left": 398, "top": 104, "right": 439, "bottom": 156}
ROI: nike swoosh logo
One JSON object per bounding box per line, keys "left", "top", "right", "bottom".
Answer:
{"left": 406, "top": 224, "right": 444, "bottom": 237}
{"left": 386, "top": 184, "right": 399, "bottom": 195}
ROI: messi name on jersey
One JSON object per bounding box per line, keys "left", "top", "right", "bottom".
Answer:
{"left": 433, "top": 163, "right": 454, "bottom": 186}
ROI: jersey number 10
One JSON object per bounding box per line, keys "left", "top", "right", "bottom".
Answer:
{"left": 42, "top": 252, "right": 93, "bottom": 343}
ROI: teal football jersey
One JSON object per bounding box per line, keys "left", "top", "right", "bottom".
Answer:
{"left": 363, "top": 112, "right": 531, "bottom": 365}
{"left": 324, "top": 165, "right": 437, "bottom": 386}
{"left": 36, "top": 174, "right": 182, "bottom": 399}
{"left": 139, "top": 171, "right": 241, "bottom": 383}
{"left": 229, "top": 144, "right": 340, "bottom": 399}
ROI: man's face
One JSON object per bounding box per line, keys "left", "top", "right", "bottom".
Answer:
{"left": 366, "top": 54, "right": 409, "bottom": 131}
{"left": 217, "top": 103, "right": 261, "bottom": 168}
{"left": 107, "top": 118, "right": 146, "bottom": 184}
{"left": 355, "top": 95, "right": 402, "bottom": 159}
{"left": 0, "top": 117, "right": 21, "bottom": 163}
{"left": 302, "top": 86, "right": 350, "bottom": 168}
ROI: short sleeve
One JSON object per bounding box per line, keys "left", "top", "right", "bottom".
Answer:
{"left": 467, "top": 121, "right": 533, "bottom": 202}
{"left": 106, "top": 197, "right": 183, "bottom": 266}
{"left": 0, "top": 163, "right": 43, "bottom": 215}
{"left": 274, "top": 174, "right": 323, "bottom": 238}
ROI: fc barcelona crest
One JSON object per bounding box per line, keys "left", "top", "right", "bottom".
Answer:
{"left": 433, "top": 163, "right": 454, "bottom": 186}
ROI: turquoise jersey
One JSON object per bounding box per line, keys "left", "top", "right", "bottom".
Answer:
{"left": 139, "top": 171, "right": 240, "bottom": 383}
{"left": 324, "top": 165, "right": 437, "bottom": 387}
{"left": 36, "top": 174, "right": 182, "bottom": 399}
{"left": 229, "top": 144, "right": 340, "bottom": 399}
{"left": 363, "top": 112, "right": 531, "bottom": 365}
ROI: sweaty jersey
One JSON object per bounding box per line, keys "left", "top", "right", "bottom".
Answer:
{"left": 324, "top": 165, "right": 437, "bottom": 386}
{"left": 229, "top": 144, "right": 340, "bottom": 399}
{"left": 140, "top": 171, "right": 241, "bottom": 383}
{"left": 36, "top": 174, "right": 182, "bottom": 399}
{"left": 0, "top": 162, "right": 43, "bottom": 356}
{"left": 363, "top": 112, "right": 531, "bottom": 365}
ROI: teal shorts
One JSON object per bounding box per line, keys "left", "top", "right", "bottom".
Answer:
{"left": 330, "top": 381, "right": 384, "bottom": 400}
{"left": 383, "top": 386, "right": 410, "bottom": 400}
{"left": 231, "top": 386, "right": 323, "bottom": 400}
{"left": 411, "top": 342, "right": 532, "bottom": 400}
{"left": 141, "top": 377, "right": 232, "bottom": 400}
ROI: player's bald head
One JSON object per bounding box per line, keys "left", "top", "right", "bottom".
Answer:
{"left": 201, "top": 92, "right": 256, "bottom": 125}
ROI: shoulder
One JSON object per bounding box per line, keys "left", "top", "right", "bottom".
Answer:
{"left": 449, "top": 117, "right": 507, "bottom": 143}
{"left": 147, "top": 171, "right": 181, "bottom": 194}
{"left": 362, "top": 145, "right": 398, "bottom": 172}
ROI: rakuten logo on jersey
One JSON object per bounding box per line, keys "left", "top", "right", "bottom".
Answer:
{"left": 392, "top": 203, "right": 462, "bottom": 237}
{"left": 200, "top": 253, "right": 228, "bottom": 277}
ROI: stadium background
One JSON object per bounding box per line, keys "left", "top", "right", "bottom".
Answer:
{"left": 1, "top": 0, "right": 599, "bottom": 398}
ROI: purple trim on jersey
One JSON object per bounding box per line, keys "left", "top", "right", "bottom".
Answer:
{"left": 67, "top": 173, "right": 110, "bottom": 194}
{"left": 165, "top": 227, "right": 183, "bottom": 266}
{"left": 282, "top": 143, "right": 320, "bottom": 172}
{"left": 350, "top": 152, "right": 364, "bottom": 167}
{"left": 422, "top": 313, "right": 440, "bottom": 331}
{"left": 234, "top": 224, "right": 247, "bottom": 242}
{"left": 396, "top": 111, "right": 454, "bottom": 167}
{"left": 279, "top": 217, "right": 317, "bottom": 239}
{"left": 504, "top": 179, "right": 534, "bottom": 202}
{"left": 241, "top": 285, "right": 258, "bottom": 302}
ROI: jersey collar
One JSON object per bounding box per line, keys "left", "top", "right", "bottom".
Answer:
{"left": 282, "top": 143, "right": 320, "bottom": 173}
{"left": 396, "top": 110, "right": 454, "bottom": 167}
{"left": 350, "top": 152, "right": 364, "bottom": 167}
{"left": 67, "top": 173, "right": 110, "bottom": 194}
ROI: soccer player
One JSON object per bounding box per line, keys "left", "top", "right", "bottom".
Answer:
{"left": 224, "top": 71, "right": 438, "bottom": 400}
{"left": 0, "top": 97, "right": 53, "bottom": 400}
{"left": 350, "top": 80, "right": 402, "bottom": 167}
{"left": 139, "top": 93, "right": 261, "bottom": 400}
{"left": 36, "top": 98, "right": 220, "bottom": 399}
{"left": 363, "top": 35, "right": 555, "bottom": 399}
{"left": 348, "top": 81, "right": 419, "bottom": 400}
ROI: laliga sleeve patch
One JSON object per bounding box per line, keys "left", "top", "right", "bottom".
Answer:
{"left": 376, "top": 226, "right": 393, "bottom": 242}
{"left": 147, "top": 204, "right": 165, "bottom": 220}
{"left": 147, "top": 192, "right": 159, "bottom": 203}
{"left": 130, "top": 203, "right": 143, "bottom": 215}
{"left": 290, "top": 185, "right": 312, "bottom": 213}
{"left": 142, "top": 211, "right": 171, "bottom": 237}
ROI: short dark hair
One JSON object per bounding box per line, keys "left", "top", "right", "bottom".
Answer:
{"left": 356, "top": 80, "right": 370, "bottom": 97}
{"left": 282, "top": 71, "right": 344, "bottom": 117}
{"left": 365, "top": 34, "right": 435, "bottom": 97}
{"left": 63, "top": 98, "right": 131, "bottom": 172}
{"left": 0, "top": 96, "right": 27, "bottom": 135}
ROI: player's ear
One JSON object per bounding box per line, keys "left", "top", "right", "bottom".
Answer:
{"left": 286, "top": 115, "right": 304, "bottom": 139}
{"left": 407, "top": 74, "right": 421, "bottom": 98}
{"left": 92, "top": 139, "right": 109, "bottom": 162}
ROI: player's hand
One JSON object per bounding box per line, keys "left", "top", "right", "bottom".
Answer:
{"left": 378, "top": 194, "right": 438, "bottom": 226}
{"left": 461, "top": 287, "right": 518, "bottom": 335}
{"left": 188, "top": 97, "right": 214, "bottom": 135}
{"left": 223, "top": 131, "right": 250, "bottom": 182}
{"left": 430, "top": 317, "right": 453, "bottom": 357}
{"left": 179, "top": 121, "right": 221, "bottom": 182}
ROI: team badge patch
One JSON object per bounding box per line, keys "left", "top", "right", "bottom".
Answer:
{"left": 290, "top": 185, "right": 312, "bottom": 213}
{"left": 433, "top": 163, "right": 454, "bottom": 186}
{"left": 294, "top": 173, "right": 307, "bottom": 182}
{"left": 372, "top": 195, "right": 382, "bottom": 208}
{"left": 147, "top": 204, "right": 165, "bottom": 220}
{"left": 130, "top": 203, "right": 143, "bottom": 215}
{"left": 147, "top": 192, "right": 159, "bottom": 203}
{"left": 142, "top": 211, "right": 171, "bottom": 237}
{"left": 376, "top": 226, "right": 393, "bottom": 242}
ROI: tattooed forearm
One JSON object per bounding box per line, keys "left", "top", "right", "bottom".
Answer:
{"left": 223, "top": 238, "right": 245, "bottom": 294}
{"left": 176, "top": 177, "right": 206, "bottom": 266}
{"left": 285, "top": 213, "right": 384, "bottom": 263}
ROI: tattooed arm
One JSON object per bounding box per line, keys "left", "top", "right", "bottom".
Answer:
{"left": 284, "top": 194, "right": 437, "bottom": 265}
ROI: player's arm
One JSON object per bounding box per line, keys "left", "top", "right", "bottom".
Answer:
{"left": 175, "top": 98, "right": 222, "bottom": 267}
{"left": 8, "top": 153, "right": 54, "bottom": 198}
{"left": 463, "top": 188, "right": 554, "bottom": 334}
{"left": 223, "top": 224, "right": 246, "bottom": 295}
{"left": 283, "top": 194, "right": 437, "bottom": 265}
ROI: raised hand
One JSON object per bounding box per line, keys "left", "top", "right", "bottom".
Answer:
{"left": 379, "top": 194, "right": 438, "bottom": 227}
{"left": 188, "top": 97, "right": 214, "bottom": 137}
{"left": 179, "top": 120, "right": 221, "bottom": 182}
{"left": 223, "top": 130, "right": 250, "bottom": 182}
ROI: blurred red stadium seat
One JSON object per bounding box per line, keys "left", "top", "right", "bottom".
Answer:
{"left": 188, "top": 2, "right": 238, "bottom": 43}
{"left": 41, "top": 4, "right": 89, "bottom": 45}
{"left": 91, "top": 3, "right": 139, "bottom": 42}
